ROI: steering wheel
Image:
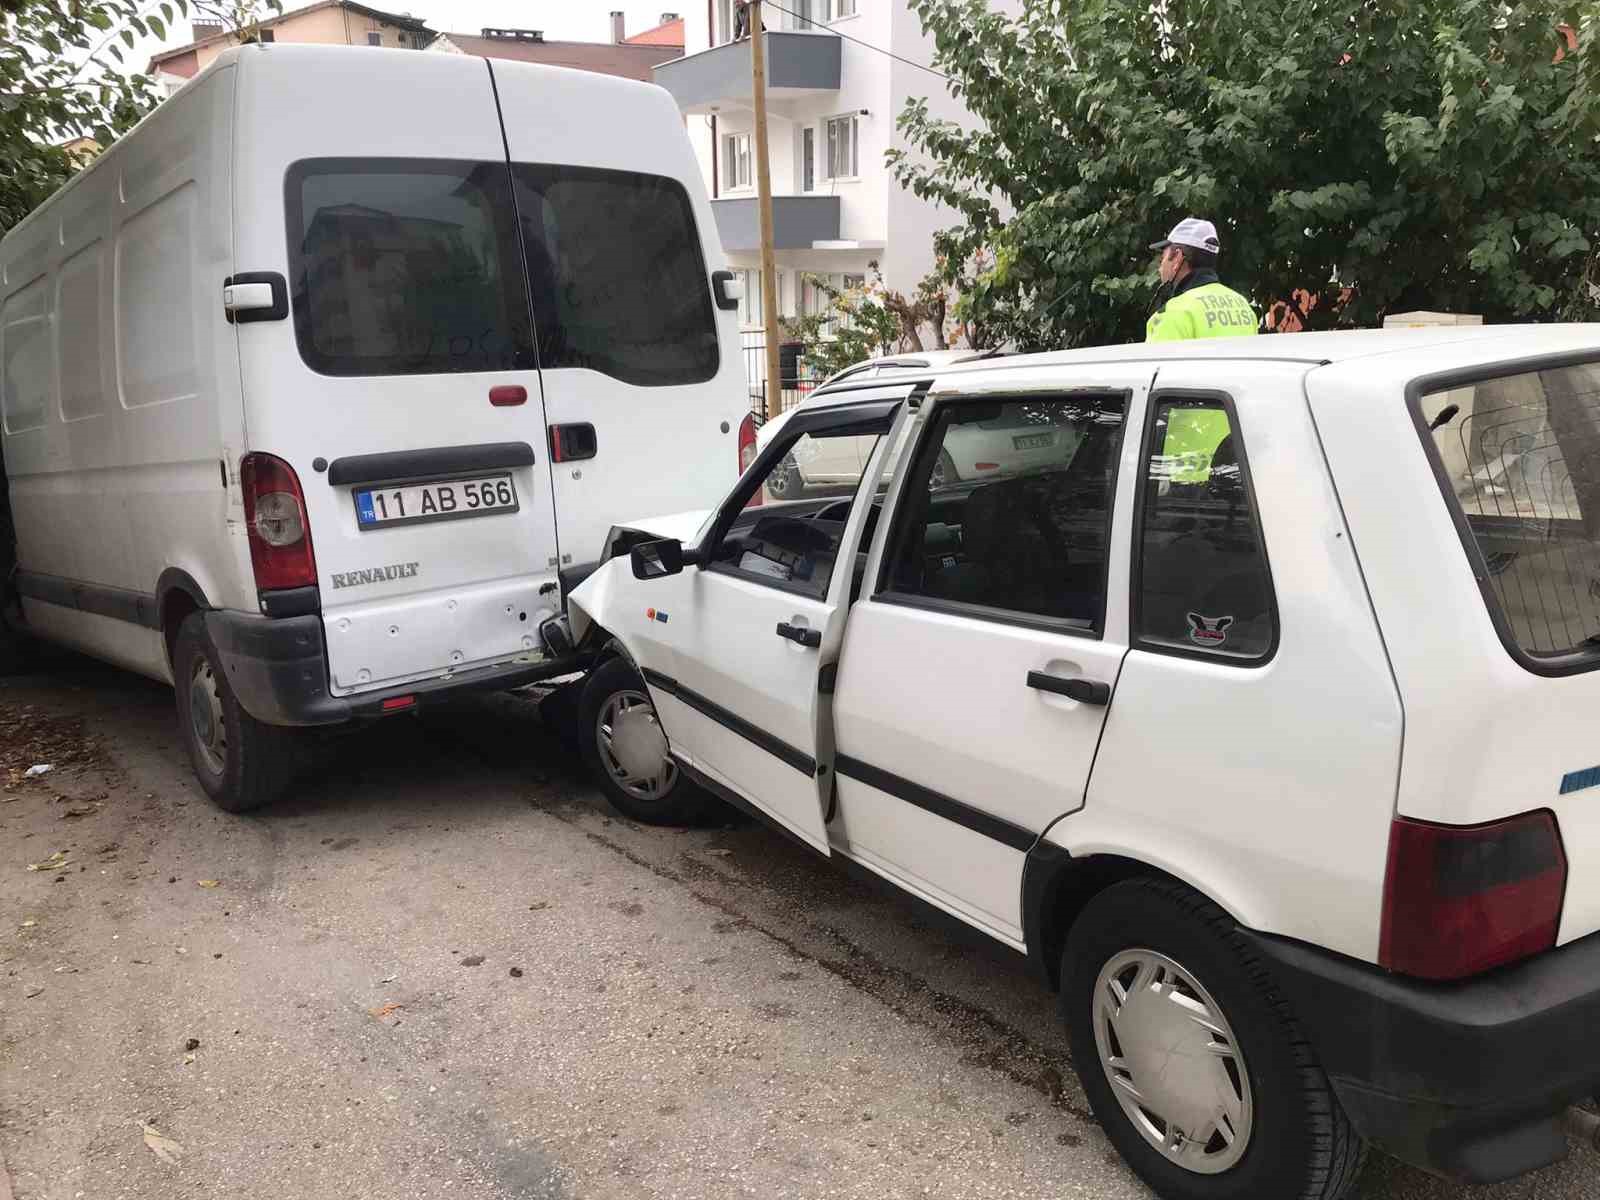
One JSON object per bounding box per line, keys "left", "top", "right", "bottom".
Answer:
{"left": 750, "top": 515, "right": 838, "bottom": 556}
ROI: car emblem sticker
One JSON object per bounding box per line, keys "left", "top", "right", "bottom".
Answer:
{"left": 1186, "top": 612, "right": 1234, "bottom": 647}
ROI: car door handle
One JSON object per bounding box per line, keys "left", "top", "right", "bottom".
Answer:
{"left": 1026, "top": 671, "right": 1109, "bottom": 705}
{"left": 776, "top": 621, "right": 821, "bottom": 648}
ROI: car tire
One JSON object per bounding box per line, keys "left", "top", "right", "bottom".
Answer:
{"left": 930, "top": 448, "right": 958, "bottom": 489}
{"left": 1062, "top": 876, "right": 1365, "bottom": 1200}
{"left": 173, "top": 613, "right": 298, "bottom": 813}
{"left": 579, "top": 655, "right": 719, "bottom": 826}
{"left": 765, "top": 453, "right": 804, "bottom": 500}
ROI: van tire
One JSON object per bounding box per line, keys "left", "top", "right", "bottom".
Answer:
{"left": 1061, "top": 877, "right": 1366, "bottom": 1200}
{"left": 579, "top": 655, "right": 719, "bottom": 826}
{"left": 172, "top": 613, "right": 297, "bottom": 813}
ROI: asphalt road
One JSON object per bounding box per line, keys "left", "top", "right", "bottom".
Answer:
{"left": 1, "top": 653, "right": 1595, "bottom": 1200}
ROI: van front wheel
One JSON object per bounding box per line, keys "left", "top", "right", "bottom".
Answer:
{"left": 173, "top": 613, "right": 296, "bottom": 813}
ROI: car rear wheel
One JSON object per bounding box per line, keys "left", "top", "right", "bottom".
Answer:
{"left": 579, "top": 655, "right": 719, "bottom": 825}
{"left": 766, "top": 453, "right": 803, "bottom": 500}
{"left": 1062, "top": 877, "right": 1365, "bottom": 1200}
{"left": 173, "top": 613, "right": 299, "bottom": 813}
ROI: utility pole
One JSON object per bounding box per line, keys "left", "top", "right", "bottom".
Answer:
{"left": 749, "top": 0, "right": 782, "bottom": 422}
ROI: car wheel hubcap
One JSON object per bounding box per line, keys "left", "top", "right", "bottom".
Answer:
{"left": 1092, "top": 948, "right": 1253, "bottom": 1174}
{"left": 188, "top": 657, "right": 227, "bottom": 777}
{"left": 597, "top": 689, "right": 676, "bottom": 801}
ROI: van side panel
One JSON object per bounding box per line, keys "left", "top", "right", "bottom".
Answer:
{"left": 0, "top": 63, "right": 246, "bottom": 681}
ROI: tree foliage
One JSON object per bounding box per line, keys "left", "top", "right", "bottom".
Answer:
{"left": 2, "top": 1, "right": 278, "bottom": 239}
{"left": 790, "top": 263, "right": 956, "bottom": 378}
{"left": 891, "top": 0, "right": 1600, "bottom": 348}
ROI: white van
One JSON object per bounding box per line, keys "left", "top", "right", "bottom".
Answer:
{"left": 0, "top": 44, "right": 752, "bottom": 810}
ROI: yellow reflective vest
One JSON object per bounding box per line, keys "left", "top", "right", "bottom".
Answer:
{"left": 1145, "top": 277, "right": 1258, "bottom": 343}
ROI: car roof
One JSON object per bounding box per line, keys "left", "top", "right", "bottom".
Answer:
{"left": 794, "top": 324, "right": 1600, "bottom": 413}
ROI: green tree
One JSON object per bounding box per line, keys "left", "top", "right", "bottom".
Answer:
{"left": 890, "top": 0, "right": 1600, "bottom": 349}
{"left": 789, "top": 266, "right": 916, "bottom": 379}
{"left": 2, "top": 1, "right": 279, "bottom": 239}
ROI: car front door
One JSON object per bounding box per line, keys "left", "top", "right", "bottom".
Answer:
{"left": 641, "top": 397, "right": 902, "bottom": 854}
{"left": 829, "top": 374, "right": 1146, "bottom": 946}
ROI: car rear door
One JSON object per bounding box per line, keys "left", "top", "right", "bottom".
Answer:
{"left": 232, "top": 49, "right": 560, "bottom": 698}
{"left": 829, "top": 371, "right": 1147, "bottom": 946}
{"left": 491, "top": 61, "right": 749, "bottom": 574}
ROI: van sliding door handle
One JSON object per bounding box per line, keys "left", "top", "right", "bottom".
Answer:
{"left": 223, "top": 272, "right": 287, "bottom": 323}
{"left": 1027, "top": 671, "right": 1109, "bottom": 705}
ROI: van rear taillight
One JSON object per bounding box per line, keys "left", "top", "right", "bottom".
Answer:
{"left": 240, "top": 453, "right": 317, "bottom": 594}
{"left": 1379, "top": 811, "right": 1567, "bottom": 981}
{"left": 738, "top": 412, "right": 758, "bottom": 475}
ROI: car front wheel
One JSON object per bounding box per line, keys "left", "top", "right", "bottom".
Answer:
{"left": 1062, "top": 877, "right": 1365, "bottom": 1200}
{"left": 579, "top": 656, "right": 719, "bottom": 825}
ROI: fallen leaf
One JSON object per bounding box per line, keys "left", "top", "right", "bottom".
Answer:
{"left": 370, "top": 1001, "right": 402, "bottom": 1019}
{"left": 60, "top": 806, "right": 97, "bottom": 819}
{"left": 708, "top": 849, "right": 734, "bottom": 857}
{"left": 24, "top": 986, "right": 43, "bottom": 998}
{"left": 378, "top": 974, "right": 397, "bottom": 984}
{"left": 196, "top": 879, "right": 220, "bottom": 889}
{"left": 459, "top": 954, "right": 485, "bottom": 967}
{"left": 131, "top": 959, "right": 151, "bottom": 965}
{"left": 183, "top": 1054, "right": 195, "bottom": 1065}
{"left": 26, "top": 850, "right": 71, "bottom": 872}
{"left": 141, "top": 1123, "right": 185, "bottom": 1164}
{"left": 20, "top": 919, "right": 36, "bottom": 928}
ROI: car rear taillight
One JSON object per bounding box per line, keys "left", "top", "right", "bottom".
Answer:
{"left": 240, "top": 453, "right": 317, "bottom": 594}
{"left": 738, "top": 412, "right": 758, "bottom": 475}
{"left": 1379, "top": 810, "right": 1567, "bottom": 981}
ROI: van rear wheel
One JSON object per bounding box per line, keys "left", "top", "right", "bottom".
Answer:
{"left": 1062, "top": 877, "right": 1365, "bottom": 1200}
{"left": 579, "top": 656, "right": 719, "bottom": 826}
{"left": 173, "top": 613, "right": 297, "bottom": 813}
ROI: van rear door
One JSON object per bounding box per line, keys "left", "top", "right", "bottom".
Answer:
{"left": 489, "top": 62, "right": 749, "bottom": 576}
{"left": 232, "top": 47, "right": 560, "bottom": 697}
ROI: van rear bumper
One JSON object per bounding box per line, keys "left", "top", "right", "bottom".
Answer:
{"left": 204, "top": 611, "right": 586, "bottom": 726}
{"left": 1246, "top": 928, "right": 1600, "bottom": 1183}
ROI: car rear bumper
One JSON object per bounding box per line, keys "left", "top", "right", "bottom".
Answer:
{"left": 1246, "top": 927, "right": 1600, "bottom": 1183}
{"left": 204, "top": 611, "right": 587, "bottom": 726}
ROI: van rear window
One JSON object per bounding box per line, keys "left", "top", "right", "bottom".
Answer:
{"left": 286, "top": 159, "right": 534, "bottom": 377}
{"left": 1422, "top": 361, "right": 1600, "bottom": 665}
{"left": 512, "top": 165, "right": 719, "bottom": 388}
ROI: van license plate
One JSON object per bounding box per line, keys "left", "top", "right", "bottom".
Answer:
{"left": 354, "top": 475, "right": 518, "bottom": 531}
{"left": 1013, "top": 433, "right": 1054, "bottom": 450}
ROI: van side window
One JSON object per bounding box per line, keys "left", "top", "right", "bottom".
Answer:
{"left": 512, "top": 165, "right": 719, "bottom": 388}
{"left": 286, "top": 159, "right": 534, "bottom": 377}
{"left": 1135, "top": 396, "right": 1275, "bottom": 660}
{"left": 880, "top": 395, "right": 1124, "bottom": 630}
{"left": 1, "top": 276, "right": 50, "bottom": 434}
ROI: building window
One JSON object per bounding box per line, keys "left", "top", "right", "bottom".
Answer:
{"left": 722, "top": 133, "right": 752, "bottom": 191}
{"left": 715, "top": 0, "right": 734, "bottom": 44}
{"left": 800, "top": 126, "right": 815, "bottom": 192}
{"left": 366, "top": 30, "right": 382, "bottom": 46}
{"left": 738, "top": 269, "right": 761, "bottom": 325}
{"left": 831, "top": 0, "right": 858, "bottom": 18}
{"left": 258, "top": 28, "right": 275, "bottom": 43}
{"left": 824, "top": 115, "right": 858, "bottom": 180}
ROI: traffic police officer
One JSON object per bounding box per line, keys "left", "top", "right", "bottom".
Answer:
{"left": 1145, "top": 217, "right": 1257, "bottom": 342}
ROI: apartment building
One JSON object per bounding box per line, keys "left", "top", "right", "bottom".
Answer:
{"left": 147, "top": 2, "right": 432, "bottom": 93}
{"left": 652, "top": 1, "right": 1017, "bottom": 333}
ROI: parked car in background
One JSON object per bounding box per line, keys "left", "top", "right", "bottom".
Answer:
{"left": 758, "top": 349, "right": 1000, "bottom": 498}
{"left": 0, "top": 43, "right": 750, "bottom": 811}
{"left": 568, "top": 325, "right": 1600, "bottom": 1200}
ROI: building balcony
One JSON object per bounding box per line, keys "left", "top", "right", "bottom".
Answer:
{"left": 653, "top": 31, "right": 841, "bottom": 115}
{"left": 712, "top": 195, "right": 850, "bottom": 253}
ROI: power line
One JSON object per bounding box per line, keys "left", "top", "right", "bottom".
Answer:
{"left": 759, "top": 1, "right": 956, "bottom": 83}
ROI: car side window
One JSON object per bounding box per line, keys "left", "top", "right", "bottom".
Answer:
{"left": 707, "top": 427, "right": 883, "bottom": 599}
{"left": 1135, "top": 395, "right": 1276, "bottom": 660}
{"left": 879, "top": 394, "right": 1125, "bottom": 630}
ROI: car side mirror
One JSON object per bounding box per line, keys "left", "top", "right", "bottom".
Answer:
{"left": 631, "top": 538, "right": 687, "bottom": 580}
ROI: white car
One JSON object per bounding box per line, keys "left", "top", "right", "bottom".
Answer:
{"left": 570, "top": 325, "right": 1600, "bottom": 1199}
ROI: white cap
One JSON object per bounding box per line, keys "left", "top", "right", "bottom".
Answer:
{"left": 1150, "top": 217, "right": 1221, "bottom": 254}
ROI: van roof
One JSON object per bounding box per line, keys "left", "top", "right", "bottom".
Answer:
{"left": 799, "top": 324, "right": 1600, "bottom": 411}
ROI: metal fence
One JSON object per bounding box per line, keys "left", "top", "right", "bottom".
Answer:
{"left": 740, "top": 329, "right": 818, "bottom": 426}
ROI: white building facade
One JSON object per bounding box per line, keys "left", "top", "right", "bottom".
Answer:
{"left": 653, "top": 1, "right": 1016, "bottom": 338}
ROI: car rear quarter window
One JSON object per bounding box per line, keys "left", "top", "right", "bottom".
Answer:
{"left": 1135, "top": 394, "right": 1276, "bottom": 661}
{"left": 1421, "top": 360, "right": 1600, "bottom": 666}
{"left": 286, "top": 158, "right": 534, "bottom": 377}
{"left": 512, "top": 165, "right": 719, "bottom": 388}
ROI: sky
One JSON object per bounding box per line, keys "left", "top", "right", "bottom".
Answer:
{"left": 121, "top": 1, "right": 686, "bottom": 72}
